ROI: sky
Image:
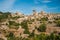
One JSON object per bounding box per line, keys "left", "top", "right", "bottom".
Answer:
{"left": 0, "top": 0, "right": 60, "bottom": 15}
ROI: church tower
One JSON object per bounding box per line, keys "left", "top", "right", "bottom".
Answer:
{"left": 33, "top": 10, "right": 38, "bottom": 16}
{"left": 40, "top": 11, "right": 45, "bottom": 15}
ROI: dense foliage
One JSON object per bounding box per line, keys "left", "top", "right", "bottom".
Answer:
{"left": 37, "top": 23, "right": 46, "bottom": 32}
{"left": 54, "top": 18, "right": 60, "bottom": 27}
{"left": 8, "top": 21, "right": 20, "bottom": 29}
{"left": 40, "top": 17, "right": 48, "bottom": 21}
{"left": 0, "top": 12, "right": 11, "bottom": 22}
{"left": 56, "top": 20, "right": 60, "bottom": 27}
{"left": 21, "top": 20, "right": 30, "bottom": 34}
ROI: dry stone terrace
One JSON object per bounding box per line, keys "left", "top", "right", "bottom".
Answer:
{"left": 0, "top": 10, "right": 60, "bottom": 40}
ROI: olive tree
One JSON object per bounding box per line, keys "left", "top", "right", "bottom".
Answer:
{"left": 37, "top": 23, "right": 46, "bottom": 32}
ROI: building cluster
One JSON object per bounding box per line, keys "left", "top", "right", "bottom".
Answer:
{"left": 0, "top": 10, "right": 60, "bottom": 40}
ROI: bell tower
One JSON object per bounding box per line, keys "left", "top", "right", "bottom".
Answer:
{"left": 41, "top": 11, "right": 45, "bottom": 15}
{"left": 33, "top": 10, "right": 38, "bottom": 16}
{"left": 33, "top": 10, "right": 36, "bottom": 15}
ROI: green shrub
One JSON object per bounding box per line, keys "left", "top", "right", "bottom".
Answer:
{"left": 8, "top": 21, "right": 20, "bottom": 26}
{"left": 55, "top": 20, "right": 60, "bottom": 27}
{"left": 0, "top": 12, "right": 11, "bottom": 22}
{"left": 21, "top": 20, "right": 30, "bottom": 34}
{"left": 0, "top": 38, "right": 4, "bottom": 40}
{"left": 54, "top": 17, "right": 60, "bottom": 20}
{"left": 40, "top": 17, "right": 48, "bottom": 21}
{"left": 37, "top": 23, "right": 46, "bottom": 32}
{"left": 48, "top": 21, "right": 52, "bottom": 24}
{"left": 8, "top": 21, "right": 20, "bottom": 29}
{"left": 7, "top": 32, "right": 15, "bottom": 40}
{"left": 11, "top": 16, "right": 20, "bottom": 20}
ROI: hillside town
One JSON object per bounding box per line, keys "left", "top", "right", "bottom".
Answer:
{"left": 0, "top": 10, "right": 60, "bottom": 40}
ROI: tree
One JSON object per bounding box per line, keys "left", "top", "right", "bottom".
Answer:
{"left": 33, "top": 35, "right": 40, "bottom": 40}
{"left": 0, "top": 12, "right": 11, "bottom": 22}
{"left": 49, "top": 33, "right": 57, "bottom": 40}
{"left": 11, "top": 16, "right": 21, "bottom": 20}
{"left": 54, "top": 20, "right": 60, "bottom": 27}
{"left": 39, "top": 33, "right": 47, "bottom": 40}
{"left": 37, "top": 23, "right": 46, "bottom": 32}
{"left": 56, "top": 20, "right": 60, "bottom": 27}
{"left": 21, "top": 20, "right": 30, "bottom": 34}
{"left": 0, "top": 38, "right": 4, "bottom": 40}
{"left": 0, "top": 11, "right": 3, "bottom": 14}
{"left": 40, "top": 17, "right": 48, "bottom": 21}
{"left": 33, "top": 33, "right": 47, "bottom": 40}
{"left": 7, "top": 32, "right": 15, "bottom": 40}
{"left": 8, "top": 21, "right": 20, "bottom": 29}
{"left": 29, "top": 30, "right": 35, "bottom": 38}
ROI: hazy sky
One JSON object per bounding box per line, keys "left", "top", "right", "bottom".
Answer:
{"left": 0, "top": 0, "right": 60, "bottom": 14}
